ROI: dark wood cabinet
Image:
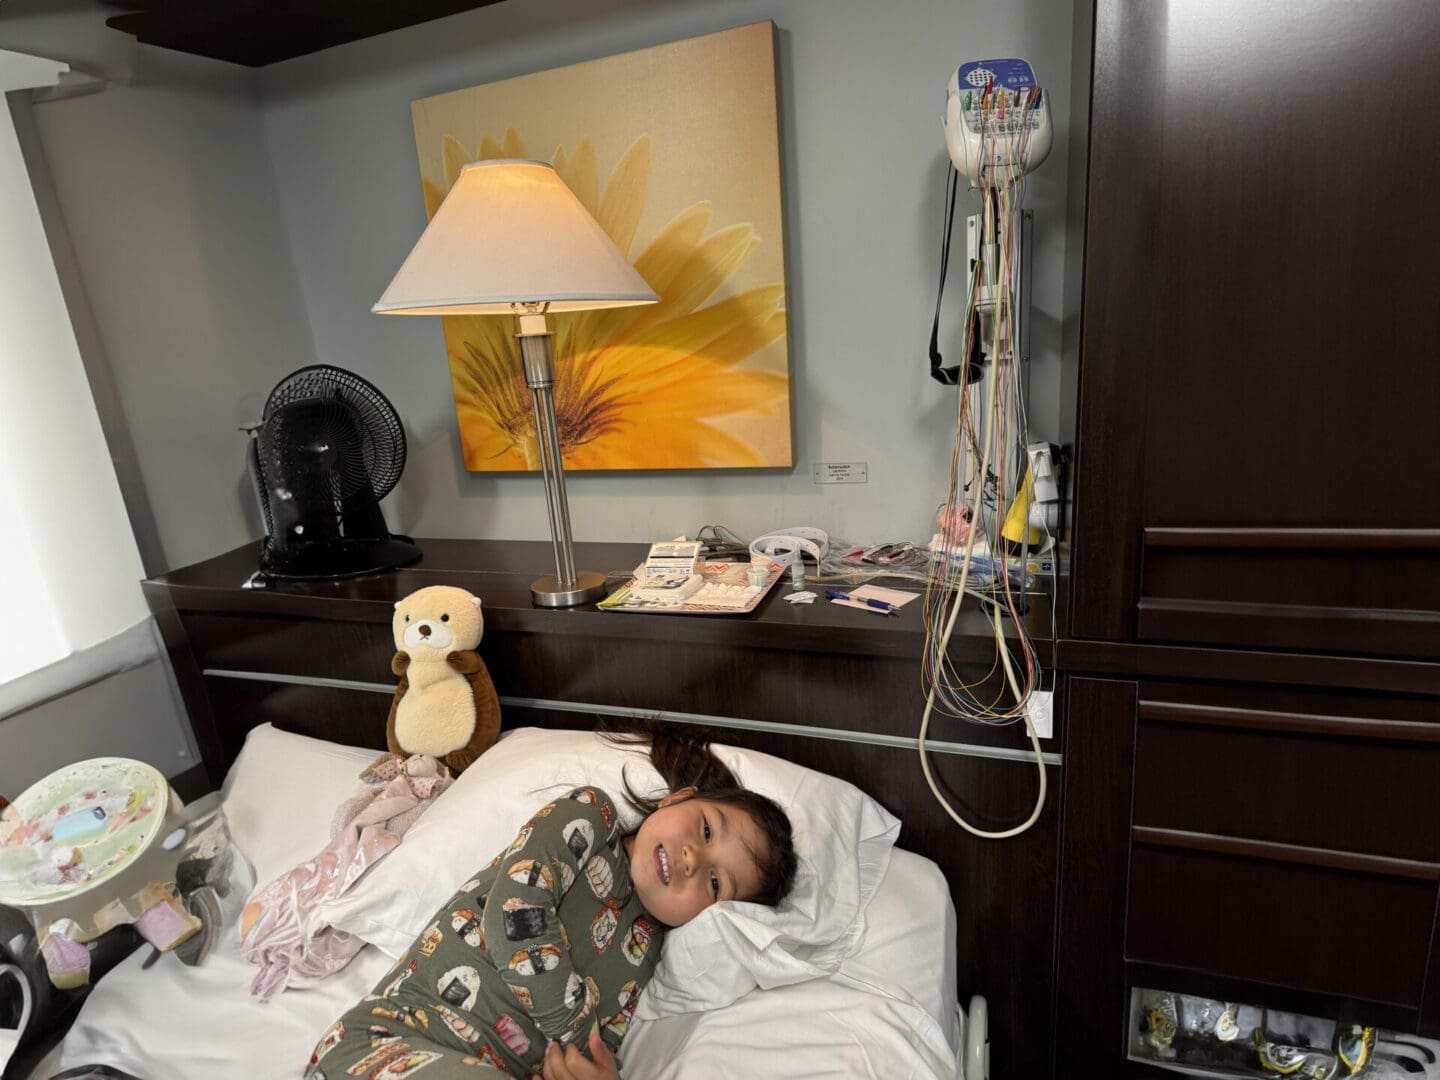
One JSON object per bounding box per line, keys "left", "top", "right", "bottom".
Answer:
{"left": 1055, "top": 1, "right": 1440, "bottom": 1072}
{"left": 1068, "top": 0, "right": 1440, "bottom": 648}
{"left": 1056, "top": 672, "right": 1440, "bottom": 1073}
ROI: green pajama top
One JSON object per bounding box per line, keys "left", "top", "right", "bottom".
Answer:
{"left": 305, "top": 786, "right": 663, "bottom": 1078}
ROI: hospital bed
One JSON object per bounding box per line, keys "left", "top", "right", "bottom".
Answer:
{"left": 22, "top": 723, "right": 989, "bottom": 1080}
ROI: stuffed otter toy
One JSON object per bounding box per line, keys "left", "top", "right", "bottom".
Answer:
{"left": 387, "top": 585, "right": 501, "bottom": 775}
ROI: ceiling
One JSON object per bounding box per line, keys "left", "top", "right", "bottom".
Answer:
{"left": 99, "top": 0, "right": 508, "bottom": 67}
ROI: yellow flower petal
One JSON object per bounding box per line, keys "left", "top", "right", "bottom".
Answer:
{"left": 502, "top": 128, "right": 529, "bottom": 159}
{"left": 458, "top": 415, "right": 528, "bottom": 470}
{"left": 561, "top": 203, "right": 716, "bottom": 352}
{"left": 559, "top": 137, "right": 600, "bottom": 216}
{"left": 623, "top": 225, "right": 759, "bottom": 338}
{"left": 576, "top": 420, "right": 765, "bottom": 470}
{"left": 705, "top": 308, "right": 788, "bottom": 368}
{"left": 434, "top": 134, "right": 790, "bottom": 472}
{"left": 627, "top": 368, "right": 787, "bottom": 419}
{"left": 593, "top": 286, "right": 785, "bottom": 386}
{"left": 596, "top": 135, "right": 651, "bottom": 256}
{"left": 422, "top": 178, "right": 449, "bottom": 220}
{"left": 442, "top": 134, "right": 470, "bottom": 192}
{"left": 632, "top": 204, "right": 713, "bottom": 294}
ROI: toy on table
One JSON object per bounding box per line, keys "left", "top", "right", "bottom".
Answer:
{"left": 386, "top": 584, "right": 502, "bottom": 776}
{"left": 0, "top": 758, "right": 235, "bottom": 989}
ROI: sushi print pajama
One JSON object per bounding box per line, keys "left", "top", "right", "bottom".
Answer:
{"left": 304, "top": 787, "right": 662, "bottom": 1079}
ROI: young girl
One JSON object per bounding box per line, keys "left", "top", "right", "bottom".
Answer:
{"left": 304, "top": 722, "right": 797, "bottom": 1080}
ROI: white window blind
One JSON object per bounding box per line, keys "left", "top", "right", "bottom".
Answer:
{"left": 0, "top": 54, "right": 149, "bottom": 686}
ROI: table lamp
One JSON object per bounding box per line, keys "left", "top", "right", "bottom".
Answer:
{"left": 373, "top": 159, "right": 659, "bottom": 607}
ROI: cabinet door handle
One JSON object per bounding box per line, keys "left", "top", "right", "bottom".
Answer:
{"left": 1138, "top": 700, "right": 1440, "bottom": 745}
{"left": 1131, "top": 826, "right": 1440, "bottom": 882}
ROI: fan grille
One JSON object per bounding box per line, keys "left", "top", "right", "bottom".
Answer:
{"left": 259, "top": 365, "right": 406, "bottom": 499}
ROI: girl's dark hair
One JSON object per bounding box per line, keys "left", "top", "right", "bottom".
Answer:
{"left": 597, "top": 716, "right": 798, "bottom": 908}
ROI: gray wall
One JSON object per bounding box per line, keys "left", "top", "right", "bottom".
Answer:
{"left": 20, "top": 0, "right": 1074, "bottom": 567}
{"left": 16, "top": 45, "right": 319, "bottom": 571}
{"left": 0, "top": 622, "right": 200, "bottom": 795}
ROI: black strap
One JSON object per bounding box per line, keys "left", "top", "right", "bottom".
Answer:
{"left": 928, "top": 165, "right": 961, "bottom": 385}
{"left": 930, "top": 165, "right": 985, "bottom": 386}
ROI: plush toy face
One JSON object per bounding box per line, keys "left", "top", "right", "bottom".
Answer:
{"left": 393, "top": 586, "right": 484, "bottom": 653}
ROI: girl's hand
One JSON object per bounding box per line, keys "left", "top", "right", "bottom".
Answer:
{"left": 542, "top": 1030, "right": 620, "bottom": 1080}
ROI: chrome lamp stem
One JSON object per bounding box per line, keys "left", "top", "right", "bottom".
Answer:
{"left": 516, "top": 311, "right": 606, "bottom": 607}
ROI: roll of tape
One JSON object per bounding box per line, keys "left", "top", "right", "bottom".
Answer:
{"left": 749, "top": 528, "right": 830, "bottom": 568}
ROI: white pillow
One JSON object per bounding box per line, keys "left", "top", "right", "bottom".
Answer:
{"left": 219, "top": 724, "right": 378, "bottom": 888}
{"left": 315, "top": 726, "right": 900, "bottom": 1017}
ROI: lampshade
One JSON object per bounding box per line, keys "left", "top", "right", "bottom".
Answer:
{"left": 372, "top": 159, "right": 658, "bottom": 315}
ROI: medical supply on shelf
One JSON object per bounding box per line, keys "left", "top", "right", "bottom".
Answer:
{"left": 690, "top": 581, "right": 764, "bottom": 609}
{"left": 626, "top": 541, "right": 705, "bottom": 603}
{"left": 926, "top": 542, "right": 1040, "bottom": 591}
{"left": 599, "top": 560, "right": 782, "bottom": 616}
{"left": 748, "top": 528, "right": 829, "bottom": 571}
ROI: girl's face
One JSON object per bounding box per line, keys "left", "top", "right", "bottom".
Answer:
{"left": 623, "top": 790, "right": 767, "bottom": 928}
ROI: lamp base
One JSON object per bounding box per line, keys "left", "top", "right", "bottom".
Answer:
{"left": 531, "top": 571, "right": 608, "bottom": 608}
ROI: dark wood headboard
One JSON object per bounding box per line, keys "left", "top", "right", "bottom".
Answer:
{"left": 144, "top": 538, "right": 1061, "bottom": 1079}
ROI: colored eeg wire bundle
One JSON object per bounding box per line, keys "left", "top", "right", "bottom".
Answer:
{"left": 920, "top": 82, "right": 1048, "bottom": 839}
{"left": 925, "top": 83, "right": 1040, "bottom": 720}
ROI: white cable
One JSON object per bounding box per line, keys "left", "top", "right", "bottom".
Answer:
{"left": 917, "top": 603, "right": 1046, "bottom": 840}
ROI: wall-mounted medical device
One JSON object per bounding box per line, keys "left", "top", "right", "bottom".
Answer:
{"left": 930, "top": 57, "right": 1052, "bottom": 389}
{"left": 943, "top": 58, "right": 1051, "bottom": 385}
{"left": 943, "top": 58, "right": 1053, "bottom": 187}
{"left": 921, "top": 58, "right": 1056, "bottom": 842}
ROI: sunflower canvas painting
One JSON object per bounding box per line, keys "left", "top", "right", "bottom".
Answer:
{"left": 408, "top": 21, "right": 792, "bottom": 472}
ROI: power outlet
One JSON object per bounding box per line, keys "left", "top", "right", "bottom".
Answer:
{"left": 1025, "top": 689, "right": 1054, "bottom": 740}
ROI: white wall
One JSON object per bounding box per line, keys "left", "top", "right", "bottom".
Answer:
{"left": 18, "top": 0, "right": 1074, "bottom": 570}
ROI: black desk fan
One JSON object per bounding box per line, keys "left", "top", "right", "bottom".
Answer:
{"left": 245, "top": 364, "right": 421, "bottom": 579}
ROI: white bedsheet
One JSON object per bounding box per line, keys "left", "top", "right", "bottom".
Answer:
{"left": 622, "top": 847, "right": 960, "bottom": 1080}
{"left": 44, "top": 848, "right": 958, "bottom": 1080}
{"left": 37, "top": 726, "right": 961, "bottom": 1079}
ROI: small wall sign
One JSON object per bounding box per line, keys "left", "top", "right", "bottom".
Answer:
{"left": 812, "top": 462, "right": 868, "bottom": 484}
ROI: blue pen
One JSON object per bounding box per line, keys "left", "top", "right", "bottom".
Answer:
{"left": 825, "top": 589, "right": 899, "bottom": 615}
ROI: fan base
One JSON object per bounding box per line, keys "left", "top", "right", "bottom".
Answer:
{"left": 258, "top": 537, "right": 422, "bottom": 580}
{"left": 530, "top": 571, "right": 607, "bottom": 608}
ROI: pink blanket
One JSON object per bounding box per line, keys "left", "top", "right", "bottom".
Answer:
{"left": 239, "top": 752, "right": 452, "bottom": 999}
